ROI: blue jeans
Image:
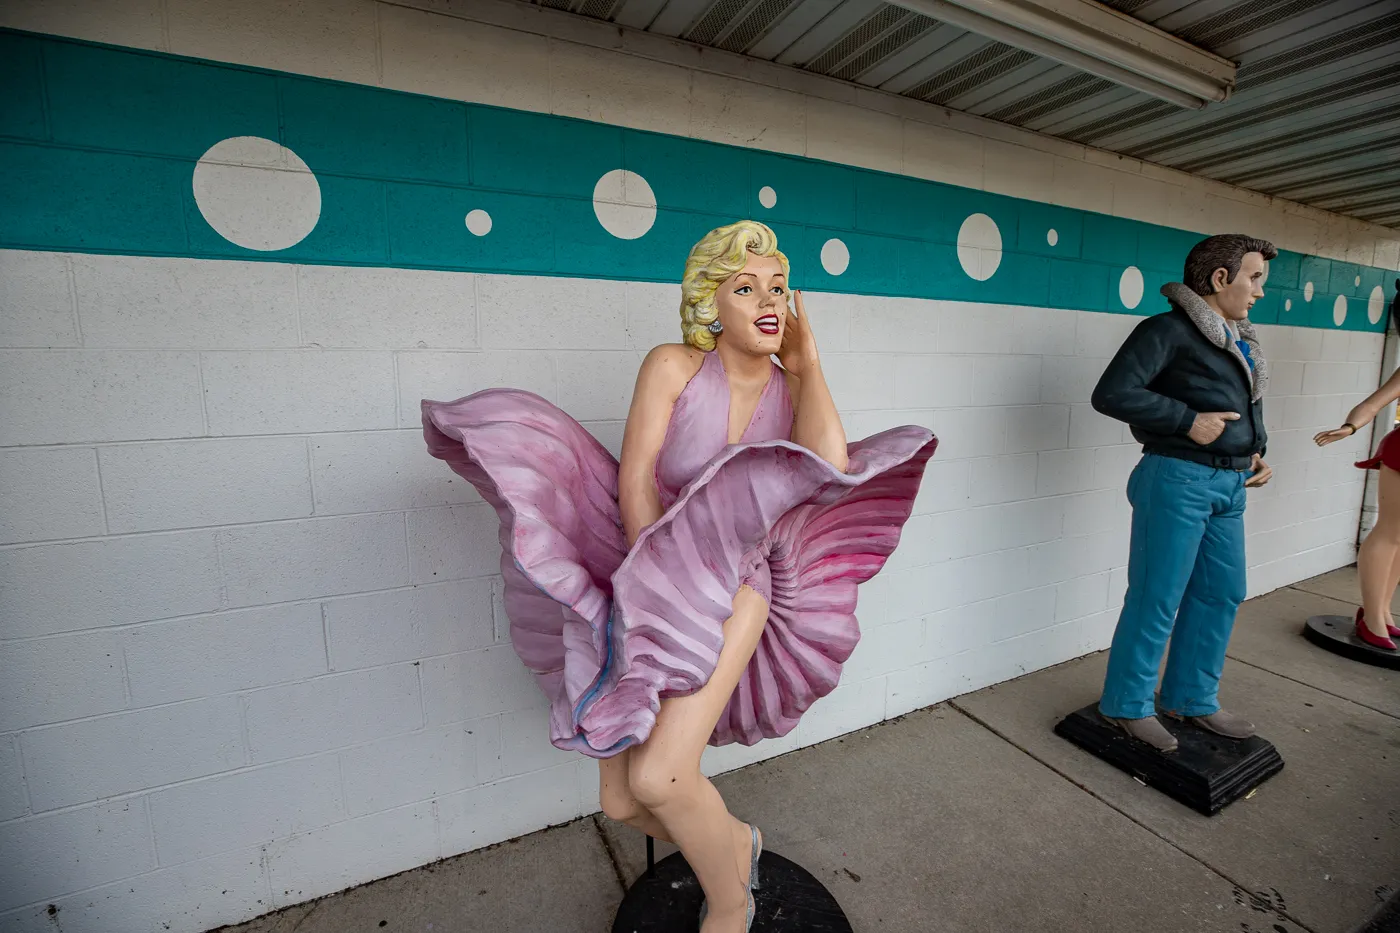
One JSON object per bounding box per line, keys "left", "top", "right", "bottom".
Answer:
{"left": 1099, "top": 454, "right": 1247, "bottom": 720}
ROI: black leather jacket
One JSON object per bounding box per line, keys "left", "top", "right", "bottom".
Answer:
{"left": 1092, "top": 293, "right": 1267, "bottom": 467}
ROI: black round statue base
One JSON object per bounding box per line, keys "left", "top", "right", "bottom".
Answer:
{"left": 611, "top": 850, "right": 852, "bottom": 933}
{"left": 1303, "top": 615, "right": 1400, "bottom": 669}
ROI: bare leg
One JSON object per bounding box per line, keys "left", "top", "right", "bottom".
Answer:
{"left": 1358, "top": 466, "right": 1400, "bottom": 638}
{"left": 598, "top": 750, "right": 673, "bottom": 843}
{"left": 626, "top": 586, "right": 770, "bottom": 933}
{"left": 1386, "top": 518, "right": 1400, "bottom": 634}
{"left": 599, "top": 752, "right": 753, "bottom": 876}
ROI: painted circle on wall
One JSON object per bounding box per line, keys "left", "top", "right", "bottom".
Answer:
{"left": 1304, "top": 281, "right": 1314, "bottom": 301}
{"left": 820, "top": 238, "right": 850, "bottom": 276}
{"left": 193, "top": 136, "right": 321, "bottom": 251}
{"left": 465, "top": 209, "right": 492, "bottom": 236}
{"left": 1333, "top": 294, "right": 1348, "bottom": 327}
{"left": 957, "top": 213, "right": 1001, "bottom": 281}
{"left": 1355, "top": 275, "right": 1362, "bottom": 287}
{"left": 758, "top": 186, "right": 778, "bottom": 209}
{"left": 1370, "top": 285, "right": 1386, "bottom": 324}
{"left": 593, "top": 169, "right": 657, "bottom": 240}
{"left": 1285, "top": 298, "right": 1292, "bottom": 311}
{"left": 1119, "top": 266, "right": 1145, "bottom": 310}
{"left": 1046, "top": 228, "right": 1058, "bottom": 247}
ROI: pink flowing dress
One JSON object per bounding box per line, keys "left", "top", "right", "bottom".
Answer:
{"left": 422, "top": 350, "right": 937, "bottom": 758}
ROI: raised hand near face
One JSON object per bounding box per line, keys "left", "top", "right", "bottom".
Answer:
{"left": 778, "top": 290, "right": 820, "bottom": 377}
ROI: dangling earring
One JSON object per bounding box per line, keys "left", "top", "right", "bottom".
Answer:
{"left": 707, "top": 320, "right": 723, "bottom": 335}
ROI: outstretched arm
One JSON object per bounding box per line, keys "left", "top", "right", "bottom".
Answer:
{"left": 781, "top": 291, "right": 848, "bottom": 472}
{"left": 1315, "top": 367, "right": 1400, "bottom": 446}
{"left": 618, "top": 345, "right": 694, "bottom": 546}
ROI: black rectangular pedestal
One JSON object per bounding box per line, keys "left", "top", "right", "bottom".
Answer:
{"left": 1054, "top": 704, "right": 1284, "bottom": 816}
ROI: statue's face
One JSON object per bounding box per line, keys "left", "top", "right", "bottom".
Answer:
{"left": 1211, "top": 251, "right": 1267, "bottom": 321}
{"left": 714, "top": 252, "right": 788, "bottom": 355}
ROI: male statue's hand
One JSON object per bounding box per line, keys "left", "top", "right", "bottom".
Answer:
{"left": 1188, "top": 411, "right": 1240, "bottom": 446}
{"left": 1244, "top": 454, "right": 1272, "bottom": 488}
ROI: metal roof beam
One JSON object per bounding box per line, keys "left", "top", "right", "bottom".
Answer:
{"left": 883, "top": 0, "right": 1236, "bottom": 108}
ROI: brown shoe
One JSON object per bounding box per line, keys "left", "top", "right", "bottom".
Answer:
{"left": 1102, "top": 714, "right": 1179, "bottom": 752}
{"left": 1168, "top": 709, "right": 1255, "bottom": 739}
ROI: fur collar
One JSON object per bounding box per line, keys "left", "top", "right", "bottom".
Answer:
{"left": 1161, "top": 282, "right": 1268, "bottom": 401}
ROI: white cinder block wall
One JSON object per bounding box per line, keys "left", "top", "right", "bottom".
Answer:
{"left": 2, "top": 1, "right": 1397, "bottom": 931}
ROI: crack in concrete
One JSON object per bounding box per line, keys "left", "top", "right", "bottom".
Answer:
{"left": 281, "top": 902, "right": 320, "bottom": 933}
{"left": 1222, "top": 583, "right": 1399, "bottom": 721}
{"left": 945, "top": 701, "right": 1322, "bottom": 933}
{"left": 592, "top": 814, "right": 631, "bottom": 894}
{"left": 1224, "top": 652, "right": 1399, "bottom": 720}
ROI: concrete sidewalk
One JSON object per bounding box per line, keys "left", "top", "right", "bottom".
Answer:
{"left": 225, "top": 568, "right": 1399, "bottom": 933}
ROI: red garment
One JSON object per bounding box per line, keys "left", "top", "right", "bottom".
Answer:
{"left": 1357, "top": 426, "right": 1400, "bottom": 470}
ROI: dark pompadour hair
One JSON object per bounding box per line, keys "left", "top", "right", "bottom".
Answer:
{"left": 1183, "top": 234, "right": 1278, "bottom": 298}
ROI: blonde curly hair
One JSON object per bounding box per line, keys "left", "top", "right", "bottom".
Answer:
{"left": 679, "top": 220, "right": 790, "bottom": 351}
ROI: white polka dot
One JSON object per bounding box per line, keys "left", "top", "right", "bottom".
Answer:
{"left": 1304, "top": 281, "right": 1314, "bottom": 302}
{"left": 1046, "top": 228, "right": 1058, "bottom": 247}
{"left": 758, "top": 186, "right": 777, "bottom": 209}
{"left": 592, "top": 169, "right": 656, "bottom": 240}
{"left": 820, "top": 238, "right": 850, "bottom": 276}
{"left": 1285, "top": 298, "right": 1292, "bottom": 311}
{"left": 1368, "top": 285, "right": 1385, "bottom": 324}
{"left": 1333, "top": 294, "right": 1348, "bottom": 327}
{"left": 1119, "top": 266, "right": 1145, "bottom": 310}
{"left": 193, "top": 136, "right": 320, "bottom": 251}
{"left": 465, "top": 209, "right": 492, "bottom": 236}
{"left": 957, "top": 213, "right": 1001, "bottom": 281}
{"left": 1355, "top": 275, "right": 1362, "bottom": 287}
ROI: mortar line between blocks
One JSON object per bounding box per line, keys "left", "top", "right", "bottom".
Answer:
{"left": 13, "top": 732, "right": 33, "bottom": 816}
{"left": 158, "top": 0, "right": 171, "bottom": 51}
{"left": 591, "top": 813, "right": 631, "bottom": 894}
{"left": 0, "top": 843, "right": 266, "bottom": 918}
{"left": 196, "top": 353, "right": 210, "bottom": 437}
{"left": 144, "top": 795, "right": 160, "bottom": 868}
{"left": 374, "top": 0, "right": 386, "bottom": 87}
{"left": 337, "top": 751, "right": 349, "bottom": 813}
{"left": 239, "top": 693, "right": 253, "bottom": 768}
{"left": 321, "top": 602, "right": 332, "bottom": 673}
{"left": 293, "top": 265, "right": 305, "bottom": 347}
{"left": 392, "top": 350, "right": 403, "bottom": 428}
{"left": 945, "top": 701, "right": 1321, "bottom": 933}
{"left": 65, "top": 254, "right": 83, "bottom": 345}
{"left": 305, "top": 436, "right": 317, "bottom": 516}
{"left": 92, "top": 447, "right": 111, "bottom": 536}
{"left": 416, "top": 661, "right": 426, "bottom": 730}
{"left": 213, "top": 529, "right": 228, "bottom": 609}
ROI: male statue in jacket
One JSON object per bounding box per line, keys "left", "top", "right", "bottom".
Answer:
{"left": 1091, "top": 234, "right": 1275, "bottom": 753}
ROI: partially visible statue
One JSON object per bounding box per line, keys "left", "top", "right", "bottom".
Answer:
{"left": 1090, "top": 234, "right": 1275, "bottom": 753}
{"left": 1314, "top": 279, "right": 1400, "bottom": 651}
{"left": 423, "top": 221, "right": 937, "bottom": 931}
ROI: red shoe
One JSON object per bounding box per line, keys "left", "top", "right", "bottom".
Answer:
{"left": 1355, "top": 608, "right": 1398, "bottom": 650}
{"left": 1357, "top": 607, "right": 1400, "bottom": 640}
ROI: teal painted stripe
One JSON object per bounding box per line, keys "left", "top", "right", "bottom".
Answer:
{"left": 0, "top": 28, "right": 1393, "bottom": 333}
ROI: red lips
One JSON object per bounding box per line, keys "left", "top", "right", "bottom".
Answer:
{"left": 755, "top": 314, "right": 780, "bottom": 335}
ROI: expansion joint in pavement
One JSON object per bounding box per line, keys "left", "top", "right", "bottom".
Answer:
{"left": 592, "top": 815, "right": 631, "bottom": 894}
{"left": 945, "top": 700, "right": 1321, "bottom": 933}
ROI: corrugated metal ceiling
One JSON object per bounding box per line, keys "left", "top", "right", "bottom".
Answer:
{"left": 530, "top": 0, "right": 1400, "bottom": 230}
